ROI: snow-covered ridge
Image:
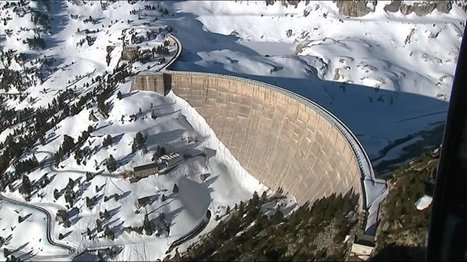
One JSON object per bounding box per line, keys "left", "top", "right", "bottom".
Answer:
{"left": 167, "top": 0, "right": 464, "bottom": 174}
{"left": 266, "top": 0, "right": 466, "bottom": 17}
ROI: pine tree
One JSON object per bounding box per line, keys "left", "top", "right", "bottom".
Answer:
{"left": 86, "top": 197, "right": 93, "bottom": 208}
{"left": 104, "top": 226, "right": 115, "bottom": 240}
{"left": 132, "top": 132, "right": 145, "bottom": 152}
{"left": 53, "top": 150, "right": 61, "bottom": 166}
{"left": 86, "top": 172, "right": 94, "bottom": 181}
{"left": 117, "top": 91, "right": 123, "bottom": 100}
{"left": 261, "top": 191, "right": 267, "bottom": 202}
{"left": 106, "top": 154, "right": 117, "bottom": 172}
{"left": 104, "top": 209, "right": 111, "bottom": 220}
{"left": 62, "top": 135, "right": 75, "bottom": 153}
{"left": 64, "top": 190, "right": 74, "bottom": 206}
{"left": 67, "top": 178, "right": 75, "bottom": 190}
{"left": 143, "top": 214, "right": 153, "bottom": 235}
{"left": 251, "top": 191, "right": 260, "bottom": 206}
{"left": 172, "top": 183, "right": 179, "bottom": 193}
{"left": 74, "top": 149, "right": 83, "bottom": 165}
{"left": 41, "top": 174, "right": 50, "bottom": 188}
{"left": 96, "top": 218, "right": 102, "bottom": 232}
{"left": 239, "top": 201, "right": 244, "bottom": 214}
{"left": 270, "top": 210, "right": 284, "bottom": 225}
{"left": 153, "top": 145, "right": 166, "bottom": 160}
{"left": 102, "top": 134, "right": 113, "bottom": 148}
{"left": 19, "top": 175, "right": 31, "bottom": 196}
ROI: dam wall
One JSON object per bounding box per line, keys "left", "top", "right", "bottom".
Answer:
{"left": 132, "top": 72, "right": 375, "bottom": 208}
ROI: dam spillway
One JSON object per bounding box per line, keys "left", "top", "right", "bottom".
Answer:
{"left": 131, "top": 71, "right": 376, "bottom": 209}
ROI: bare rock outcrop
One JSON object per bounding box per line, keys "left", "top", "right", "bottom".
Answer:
{"left": 456, "top": 0, "right": 467, "bottom": 12}
{"left": 263, "top": 0, "right": 459, "bottom": 16}
{"left": 436, "top": 1, "right": 452, "bottom": 13}
{"left": 265, "top": 0, "right": 307, "bottom": 8}
{"left": 384, "top": 0, "right": 453, "bottom": 15}
{"left": 383, "top": 0, "right": 401, "bottom": 13}
{"left": 336, "top": 0, "right": 376, "bottom": 17}
{"left": 400, "top": 3, "right": 415, "bottom": 15}
{"left": 413, "top": 2, "right": 437, "bottom": 16}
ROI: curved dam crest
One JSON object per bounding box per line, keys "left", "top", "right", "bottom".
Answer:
{"left": 131, "top": 71, "right": 373, "bottom": 208}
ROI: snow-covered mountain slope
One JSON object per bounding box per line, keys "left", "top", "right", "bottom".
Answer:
{"left": 0, "top": 201, "right": 71, "bottom": 259}
{"left": 1, "top": 85, "right": 265, "bottom": 260}
{"left": 1, "top": 85, "right": 268, "bottom": 259}
{"left": 0, "top": 1, "right": 270, "bottom": 260}
{"left": 159, "top": 0, "right": 465, "bottom": 174}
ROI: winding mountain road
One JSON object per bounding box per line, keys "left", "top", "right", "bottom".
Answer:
{"left": 0, "top": 149, "right": 119, "bottom": 259}
{"left": 0, "top": 194, "right": 76, "bottom": 259}
{"left": 166, "top": 209, "right": 211, "bottom": 254}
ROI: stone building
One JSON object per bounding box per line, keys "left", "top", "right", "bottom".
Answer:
{"left": 132, "top": 162, "right": 159, "bottom": 179}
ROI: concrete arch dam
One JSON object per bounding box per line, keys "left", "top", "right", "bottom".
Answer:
{"left": 131, "top": 71, "right": 375, "bottom": 207}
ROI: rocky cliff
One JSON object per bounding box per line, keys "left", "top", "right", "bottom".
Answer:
{"left": 336, "top": 0, "right": 376, "bottom": 17}
{"left": 264, "top": 0, "right": 465, "bottom": 17}
{"left": 383, "top": 0, "right": 452, "bottom": 16}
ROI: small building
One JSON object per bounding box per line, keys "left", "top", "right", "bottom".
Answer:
{"left": 130, "top": 153, "right": 183, "bottom": 181}
{"left": 350, "top": 234, "right": 376, "bottom": 260}
{"left": 132, "top": 162, "right": 159, "bottom": 179}
{"left": 157, "top": 153, "right": 183, "bottom": 170}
